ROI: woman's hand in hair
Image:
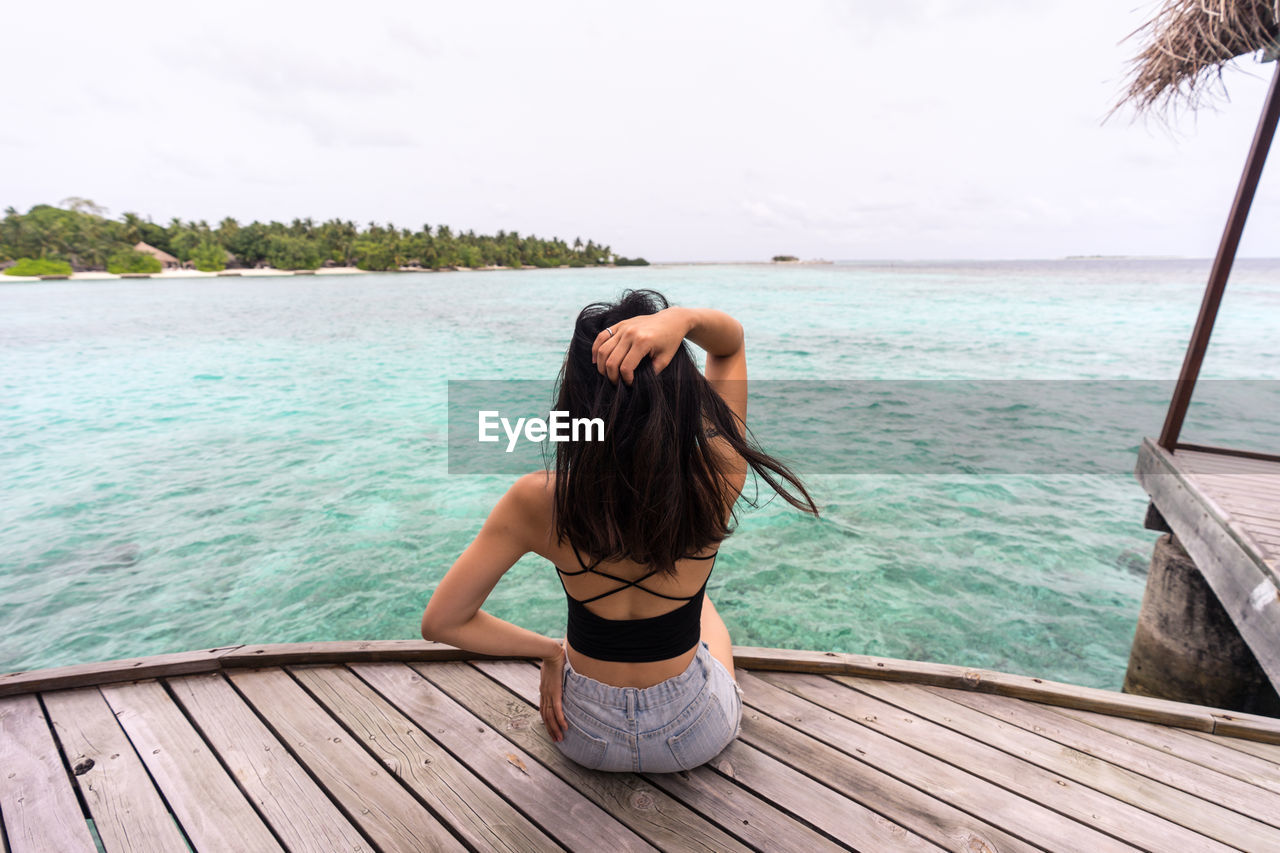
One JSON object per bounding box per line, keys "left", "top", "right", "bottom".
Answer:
{"left": 592, "top": 307, "right": 692, "bottom": 384}
{"left": 539, "top": 640, "right": 568, "bottom": 742}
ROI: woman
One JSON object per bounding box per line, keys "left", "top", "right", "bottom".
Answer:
{"left": 421, "top": 290, "right": 817, "bottom": 772}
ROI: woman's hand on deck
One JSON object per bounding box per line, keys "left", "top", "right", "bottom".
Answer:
{"left": 539, "top": 640, "right": 568, "bottom": 742}
{"left": 592, "top": 307, "right": 692, "bottom": 384}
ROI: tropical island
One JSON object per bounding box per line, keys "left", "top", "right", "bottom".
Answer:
{"left": 1, "top": 199, "right": 649, "bottom": 278}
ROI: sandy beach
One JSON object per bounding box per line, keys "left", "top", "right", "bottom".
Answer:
{"left": 0, "top": 265, "right": 541, "bottom": 283}
{"left": 0, "top": 266, "right": 367, "bottom": 283}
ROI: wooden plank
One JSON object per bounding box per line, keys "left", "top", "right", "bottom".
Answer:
{"left": 42, "top": 688, "right": 188, "bottom": 853}
{"left": 351, "top": 661, "right": 651, "bottom": 853}
{"left": 1192, "top": 472, "right": 1280, "bottom": 493}
{"left": 1219, "top": 518, "right": 1280, "bottom": 540}
{"left": 0, "top": 647, "right": 241, "bottom": 698}
{"left": 1227, "top": 522, "right": 1280, "bottom": 544}
{"left": 1179, "top": 449, "right": 1280, "bottom": 470}
{"left": 1052, "top": 703, "right": 1280, "bottom": 795}
{"left": 1208, "top": 707, "right": 1280, "bottom": 744}
{"left": 166, "top": 673, "right": 370, "bottom": 853}
{"left": 756, "top": 671, "right": 1234, "bottom": 852}
{"left": 1244, "top": 529, "right": 1280, "bottom": 548}
{"left": 1189, "top": 463, "right": 1280, "bottom": 484}
{"left": 736, "top": 672, "right": 1135, "bottom": 852}
{"left": 1216, "top": 506, "right": 1280, "bottom": 526}
{"left": 1137, "top": 438, "right": 1280, "bottom": 694}
{"left": 99, "top": 679, "right": 282, "bottom": 851}
{"left": 226, "top": 667, "right": 462, "bottom": 853}
{"left": 222, "top": 640, "right": 514, "bottom": 668}
{"left": 1179, "top": 452, "right": 1280, "bottom": 475}
{"left": 702, "top": 739, "right": 939, "bottom": 852}
{"left": 1185, "top": 473, "right": 1280, "bottom": 501}
{"left": 1189, "top": 479, "right": 1280, "bottom": 500}
{"left": 732, "top": 645, "right": 1222, "bottom": 732}
{"left": 636, "top": 744, "right": 856, "bottom": 853}
{"left": 1239, "top": 530, "right": 1280, "bottom": 550}
{"left": 730, "top": 711, "right": 1038, "bottom": 853}
{"left": 480, "top": 660, "right": 894, "bottom": 852}
{"left": 0, "top": 695, "right": 97, "bottom": 853}
{"left": 840, "top": 676, "right": 1280, "bottom": 847}
{"left": 1235, "top": 529, "right": 1280, "bottom": 553}
{"left": 418, "top": 660, "right": 751, "bottom": 852}
{"left": 9, "top": 638, "right": 1272, "bottom": 739}
{"left": 1188, "top": 729, "right": 1280, "bottom": 765}
{"left": 920, "top": 683, "right": 1280, "bottom": 822}
{"left": 291, "top": 665, "right": 556, "bottom": 852}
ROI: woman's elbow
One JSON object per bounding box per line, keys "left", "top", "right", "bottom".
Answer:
{"left": 420, "top": 607, "right": 445, "bottom": 642}
{"left": 419, "top": 607, "right": 445, "bottom": 640}
{"left": 420, "top": 604, "right": 462, "bottom": 644}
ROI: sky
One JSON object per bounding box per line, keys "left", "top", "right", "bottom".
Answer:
{"left": 4, "top": 0, "right": 1279, "bottom": 262}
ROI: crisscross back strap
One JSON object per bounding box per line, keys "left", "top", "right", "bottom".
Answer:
{"left": 555, "top": 550, "right": 719, "bottom": 604}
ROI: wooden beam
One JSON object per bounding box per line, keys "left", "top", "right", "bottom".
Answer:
{"left": 221, "top": 639, "right": 510, "bottom": 668}
{"left": 1176, "top": 443, "right": 1280, "bottom": 465}
{"left": 0, "top": 647, "right": 241, "bottom": 698}
{"left": 4, "top": 637, "right": 1279, "bottom": 741}
{"left": 1160, "top": 62, "right": 1280, "bottom": 450}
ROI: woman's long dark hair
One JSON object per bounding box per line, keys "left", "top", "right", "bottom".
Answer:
{"left": 552, "top": 289, "right": 818, "bottom": 575}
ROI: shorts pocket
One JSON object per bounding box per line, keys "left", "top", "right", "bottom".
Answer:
{"left": 556, "top": 714, "right": 608, "bottom": 770}
{"left": 667, "top": 693, "right": 731, "bottom": 771}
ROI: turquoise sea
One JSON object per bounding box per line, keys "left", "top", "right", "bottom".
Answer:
{"left": 2, "top": 260, "right": 1278, "bottom": 688}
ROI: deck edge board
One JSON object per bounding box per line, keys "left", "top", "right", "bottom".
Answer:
{"left": 5, "top": 640, "right": 1278, "bottom": 741}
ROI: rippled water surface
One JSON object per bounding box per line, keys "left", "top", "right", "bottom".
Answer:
{"left": 2, "top": 259, "right": 1277, "bottom": 687}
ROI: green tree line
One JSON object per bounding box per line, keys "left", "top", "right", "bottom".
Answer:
{"left": 1, "top": 198, "right": 647, "bottom": 273}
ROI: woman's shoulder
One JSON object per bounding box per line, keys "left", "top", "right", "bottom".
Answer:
{"left": 508, "top": 471, "right": 555, "bottom": 514}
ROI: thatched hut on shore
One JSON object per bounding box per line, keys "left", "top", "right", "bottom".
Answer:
{"left": 133, "top": 241, "right": 180, "bottom": 269}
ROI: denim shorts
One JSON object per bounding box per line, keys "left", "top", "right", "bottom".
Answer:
{"left": 555, "top": 640, "right": 744, "bottom": 773}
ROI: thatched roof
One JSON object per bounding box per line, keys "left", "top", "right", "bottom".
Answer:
{"left": 134, "top": 241, "right": 179, "bottom": 265}
{"left": 1119, "top": 0, "right": 1280, "bottom": 113}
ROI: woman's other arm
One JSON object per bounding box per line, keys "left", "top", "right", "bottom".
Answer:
{"left": 420, "top": 474, "right": 561, "bottom": 661}
{"left": 420, "top": 473, "right": 569, "bottom": 741}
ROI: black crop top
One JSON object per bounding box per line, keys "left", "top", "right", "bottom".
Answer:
{"left": 555, "top": 543, "right": 718, "bottom": 663}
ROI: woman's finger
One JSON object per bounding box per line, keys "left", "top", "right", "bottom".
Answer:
{"left": 604, "top": 338, "right": 632, "bottom": 384}
{"left": 591, "top": 328, "right": 612, "bottom": 363}
{"left": 618, "top": 339, "right": 650, "bottom": 385}
{"left": 591, "top": 319, "right": 629, "bottom": 364}
{"left": 594, "top": 334, "right": 619, "bottom": 375}
{"left": 544, "top": 705, "right": 562, "bottom": 741}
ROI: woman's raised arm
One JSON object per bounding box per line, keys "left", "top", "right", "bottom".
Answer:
{"left": 591, "top": 306, "right": 747, "bottom": 423}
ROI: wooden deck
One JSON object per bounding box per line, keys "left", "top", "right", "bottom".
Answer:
{"left": 1175, "top": 446, "right": 1280, "bottom": 570}
{"left": 1136, "top": 438, "right": 1280, "bottom": 690}
{"left": 4, "top": 643, "right": 1280, "bottom": 851}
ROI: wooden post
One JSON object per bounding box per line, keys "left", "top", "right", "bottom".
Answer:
{"left": 1159, "top": 62, "right": 1280, "bottom": 450}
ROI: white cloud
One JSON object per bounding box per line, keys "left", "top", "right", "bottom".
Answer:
{"left": 3, "top": 0, "right": 1277, "bottom": 260}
